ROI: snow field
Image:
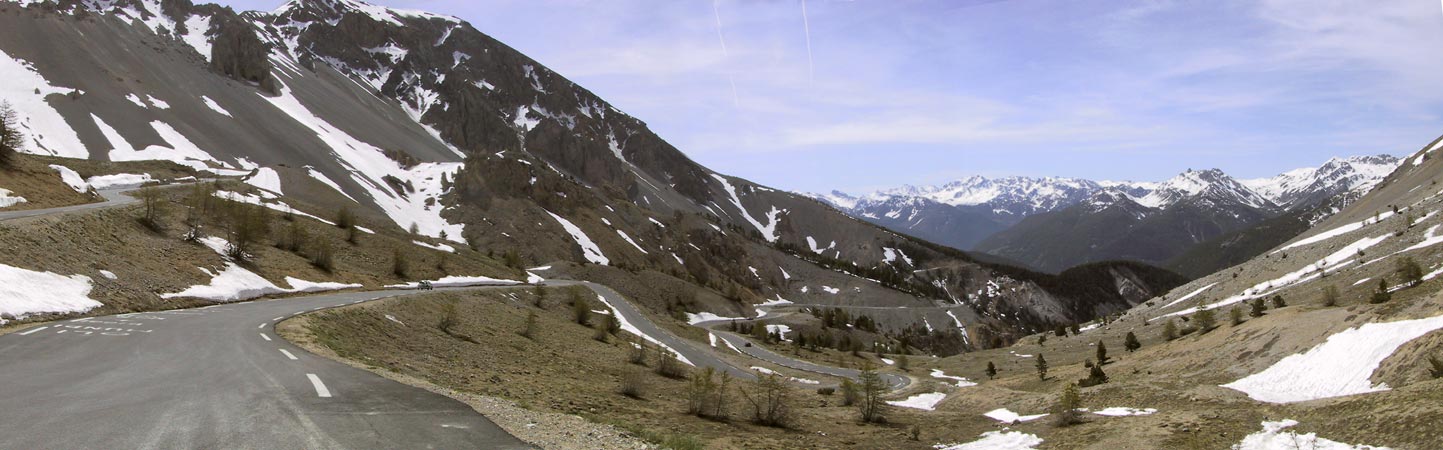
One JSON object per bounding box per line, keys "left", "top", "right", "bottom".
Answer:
{"left": 0, "top": 264, "right": 101, "bottom": 324}
{"left": 1221, "top": 314, "right": 1443, "bottom": 403}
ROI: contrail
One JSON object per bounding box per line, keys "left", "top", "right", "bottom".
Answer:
{"left": 712, "top": 0, "right": 740, "bottom": 108}
{"left": 801, "top": 0, "right": 814, "bottom": 81}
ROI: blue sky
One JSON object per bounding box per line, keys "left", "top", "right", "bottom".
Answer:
{"left": 218, "top": 0, "right": 1443, "bottom": 194}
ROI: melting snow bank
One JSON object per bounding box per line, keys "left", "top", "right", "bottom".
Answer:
{"left": 593, "top": 293, "right": 693, "bottom": 366}
{"left": 1221, "top": 314, "right": 1443, "bottom": 403}
{"left": 161, "top": 264, "right": 361, "bottom": 302}
{"left": 0, "top": 188, "right": 28, "bottom": 208}
{"left": 749, "top": 367, "right": 820, "bottom": 384}
{"left": 386, "top": 275, "right": 522, "bottom": 289}
{"left": 1235, "top": 420, "right": 1392, "bottom": 450}
{"left": 685, "top": 312, "right": 743, "bottom": 325}
{"left": 983, "top": 408, "right": 1048, "bottom": 423}
{"left": 87, "top": 173, "right": 153, "bottom": 190}
{"left": 0, "top": 264, "right": 101, "bottom": 324}
{"left": 930, "top": 369, "right": 978, "bottom": 387}
{"left": 544, "top": 210, "right": 609, "bottom": 265}
{"left": 887, "top": 392, "right": 947, "bottom": 411}
{"left": 934, "top": 431, "right": 1043, "bottom": 450}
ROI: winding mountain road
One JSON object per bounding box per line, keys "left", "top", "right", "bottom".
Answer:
{"left": 0, "top": 187, "right": 137, "bottom": 222}
{"left": 0, "top": 184, "right": 912, "bottom": 448}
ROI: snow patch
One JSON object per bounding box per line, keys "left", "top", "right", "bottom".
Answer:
{"left": 982, "top": 408, "right": 1048, "bottom": 423}
{"left": 887, "top": 392, "right": 947, "bottom": 411}
{"left": 0, "top": 264, "right": 100, "bottom": 324}
{"left": 544, "top": 210, "right": 609, "bottom": 265}
{"left": 1221, "top": 314, "right": 1443, "bottom": 403}
{"left": 934, "top": 431, "right": 1043, "bottom": 450}
{"left": 1234, "top": 420, "right": 1392, "bottom": 450}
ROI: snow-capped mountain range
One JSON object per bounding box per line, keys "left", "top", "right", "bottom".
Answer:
{"left": 815, "top": 155, "right": 1398, "bottom": 220}
{"left": 808, "top": 155, "right": 1401, "bottom": 271}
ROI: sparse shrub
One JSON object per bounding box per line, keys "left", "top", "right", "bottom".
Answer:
{"left": 1250, "top": 298, "right": 1267, "bottom": 317}
{"left": 532, "top": 285, "right": 547, "bottom": 308}
{"left": 840, "top": 379, "right": 859, "bottom": 406}
{"left": 1037, "top": 334, "right": 1047, "bottom": 346}
{"left": 629, "top": 342, "right": 650, "bottom": 366}
{"left": 686, "top": 367, "right": 719, "bottom": 417}
{"left": 1193, "top": 309, "right": 1217, "bottom": 333}
{"left": 572, "top": 295, "right": 591, "bottom": 326}
{"left": 740, "top": 374, "right": 792, "bottom": 427}
{"left": 136, "top": 185, "right": 167, "bottom": 232}
{"left": 520, "top": 311, "right": 538, "bottom": 339}
{"left": 817, "top": 387, "right": 835, "bottom": 396}
{"left": 1054, "top": 325, "right": 1067, "bottom": 337}
{"left": 1322, "top": 285, "right": 1340, "bottom": 307}
{"left": 1036, "top": 354, "right": 1048, "bottom": 380}
{"left": 605, "top": 314, "right": 621, "bottom": 335}
{"left": 334, "top": 206, "right": 354, "bottom": 229}
{"left": 656, "top": 349, "right": 688, "bottom": 379}
{"left": 593, "top": 325, "right": 609, "bottom": 342}
{"left": 619, "top": 371, "right": 646, "bottom": 399}
{"left": 1230, "top": 306, "right": 1244, "bottom": 326}
{"left": 1428, "top": 355, "right": 1443, "bottom": 379}
{"left": 909, "top": 425, "right": 921, "bottom": 441}
{"left": 857, "top": 363, "right": 888, "bottom": 423}
{"left": 391, "top": 248, "right": 410, "bottom": 278}
{"left": 1163, "top": 320, "right": 1178, "bottom": 341}
{"left": 1078, "top": 363, "right": 1108, "bottom": 387}
{"left": 1398, "top": 257, "right": 1424, "bottom": 288}
{"left": 309, "top": 239, "right": 335, "bottom": 272}
{"left": 1271, "top": 295, "right": 1287, "bottom": 308}
{"left": 986, "top": 361, "right": 997, "bottom": 379}
{"left": 897, "top": 354, "right": 910, "bottom": 371}
{"left": 1095, "top": 341, "right": 1110, "bottom": 365}
{"left": 1370, "top": 278, "right": 1392, "bottom": 304}
{"left": 0, "top": 101, "right": 23, "bottom": 168}
{"left": 438, "top": 301, "right": 459, "bottom": 335}
{"left": 1053, "top": 383, "right": 1084, "bottom": 427}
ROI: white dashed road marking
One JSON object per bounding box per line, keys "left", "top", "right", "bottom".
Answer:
{"left": 258, "top": 324, "right": 266, "bottom": 329}
{"left": 279, "top": 349, "right": 298, "bottom": 360}
{"left": 17, "top": 327, "right": 49, "bottom": 336}
{"left": 260, "top": 333, "right": 272, "bottom": 341}
{"left": 273, "top": 317, "right": 284, "bottom": 321}
{"left": 307, "top": 374, "right": 332, "bottom": 398}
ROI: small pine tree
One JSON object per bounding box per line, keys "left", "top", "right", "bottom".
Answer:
{"left": 391, "top": 248, "right": 410, "bottom": 278}
{"left": 1124, "top": 332, "right": 1140, "bottom": 352}
{"left": 1095, "top": 341, "right": 1110, "bottom": 365}
{"left": 1271, "top": 295, "right": 1287, "bottom": 308}
{"left": 335, "top": 206, "right": 355, "bottom": 229}
{"left": 857, "top": 363, "right": 888, "bottom": 423}
{"left": 1397, "top": 257, "right": 1424, "bottom": 288}
{"left": 1163, "top": 319, "right": 1178, "bottom": 341}
{"left": 0, "top": 101, "right": 22, "bottom": 168}
{"left": 1080, "top": 363, "right": 1108, "bottom": 387}
{"left": 985, "top": 361, "right": 997, "bottom": 379}
{"left": 1035, "top": 354, "right": 1049, "bottom": 380}
{"left": 1322, "top": 284, "right": 1340, "bottom": 307}
{"left": 309, "top": 239, "right": 335, "bottom": 272}
{"left": 897, "top": 354, "right": 910, "bottom": 372}
{"left": 520, "top": 311, "right": 538, "bottom": 339}
{"left": 1249, "top": 299, "right": 1266, "bottom": 318}
{"left": 1193, "top": 309, "right": 1217, "bottom": 333}
{"left": 1370, "top": 278, "right": 1392, "bottom": 304}
{"left": 1230, "top": 306, "right": 1244, "bottom": 326}
{"left": 1054, "top": 325, "right": 1067, "bottom": 337}
{"left": 1053, "top": 383, "right": 1082, "bottom": 427}
{"left": 839, "top": 378, "right": 859, "bottom": 406}
{"left": 572, "top": 295, "right": 591, "bottom": 326}
{"left": 1037, "top": 334, "right": 1047, "bottom": 346}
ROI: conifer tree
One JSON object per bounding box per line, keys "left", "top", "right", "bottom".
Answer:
{"left": 986, "top": 361, "right": 997, "bottom": 379}
{"left": 1124, "top": 332, "right": 1140, "bottom": 352}
{"left": 1095, "top": 341, "right": 1110, "bottom": 365}
{"left": 1035, "top": 354, "right": 1048, "bottom": 380}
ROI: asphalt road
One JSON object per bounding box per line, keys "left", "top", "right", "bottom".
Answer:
{"left": 0, "top": 188, "right": 136, "bottom": 222}
{"left": 0, "top": 289, "right": 533, "bottom": 449}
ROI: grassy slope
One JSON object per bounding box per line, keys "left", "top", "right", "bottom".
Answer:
{"left": 296, "top": 287, "right": 978, "bottom": 449}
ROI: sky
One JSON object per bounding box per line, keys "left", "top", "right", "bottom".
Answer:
{"left": 214, "top": 0, "right": 1443, "bottom": 194}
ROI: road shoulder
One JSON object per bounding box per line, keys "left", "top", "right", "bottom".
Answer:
{"left": 277, "top": 301, "right": 652, "bottom": 450}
